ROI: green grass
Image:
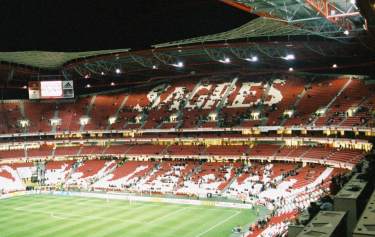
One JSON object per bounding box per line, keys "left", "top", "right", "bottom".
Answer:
{"left": 0, "top": 195, "right": 262, "bottom": 237}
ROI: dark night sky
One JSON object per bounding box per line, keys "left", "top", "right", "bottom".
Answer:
{"left": 0, "top": 0, "right": 253, "bottom": 52}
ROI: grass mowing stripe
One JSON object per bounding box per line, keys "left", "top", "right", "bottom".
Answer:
{"left": 147, "top": 207, "right": 213, "bottom": 237}
{"left": 147, "top": 206, "right": 190, "bottom": 224}
{"left": 52, "top": 199, "right": 165, "bottom": 237}
{"left": 4, "top": 197, "right": 106, "bottom": 236}
{"left": 27, "top": 203, "right": 116, "bottom": 237}
{"left": 64, "top": 206, "right": 144, "bottom": 237}
{"left": 0, "top": 195, "right": 258, "bottom": 237}
{"left": 112, "top": 205, "right": 182, "bottom": 235}
{"left": 193, "top": 211, "right": 232, "bottom": 237}
{"left": 46, "top": 205, "right": 135, "bottom": 237}
{"left": 0, "top": 202, "right": 76, "bottom": 237}
{"left": 154, "top": 206, "right": 222, "bottom": 236}
{"left": 2, "top": 214, "right": 63, "bottom": 237}
{"left": 14, "top": 196, "right": 87, "bottom": 228}
{"left": 194, "top": 211, "right": 241, "bottom": 237}
{"left": 178, "top": 209, "right": 239, "bottom": 237}
{"left": 136, "top": 204, "right": 182, "bottom": 223}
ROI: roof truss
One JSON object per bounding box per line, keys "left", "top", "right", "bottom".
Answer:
{"left": 223, "top": 0, "right": 364, "bottom": 33}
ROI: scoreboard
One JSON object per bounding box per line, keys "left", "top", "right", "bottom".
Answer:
{"left": 28, "top": 80, "right": 74, "bottom": 99}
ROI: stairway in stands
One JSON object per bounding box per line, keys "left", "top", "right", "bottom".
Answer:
{"left": 79, "top": 95, "right": 97, "bottom": 131}
{"left": 312, "top": 78, "right": 352, "bottom": 125}
{"left": 105, "top": 95, "right": 129, "bottom": 130}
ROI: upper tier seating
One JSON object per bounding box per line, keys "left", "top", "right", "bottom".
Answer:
{"left": 0, "top": 149, "right": 25, "bottom": 159}
{"left": 126, "top": 144, "right": 167, "bottom": 155}
{"left": 206, "top": 145, "right": 249, "bottom": 156}
{"left": 54, "top": 146, "right": 80, "bottom": 157}
{"left": 0, "top": 76, "right": 372, "bottom": 134}
{"left": 167, "top": 145, "right": 205, "bottom": 156}
{"left": 56, "top": 98, "right": 91, "bottom": 131}
{"left": 266, "top": 76, "right": 306, "bottom": 126}
{"left": 248, "top": 144, "right": 279, "bottom": 157}
{"left": 0, "top": 102, "right": 22, "bottom": 133}
{"left": 315, "top": 79, "right": 369, "bottom": 126}
{"left": 27, "top": 145, "right": 53, "bottom": 158}
{"left": 284, "top": 78, "right": 350, "bottom": 126}
{"left": 84, "top": 95, "right": 126, "bottom": 130}
{"left": 103, "top": 144, "right": 133, "bottom": 155}
{"left": 79, "top": 145, "right": 105, "bottom": 155}
{"left": 23, "top": 101, "right": 55, "bottom": 133}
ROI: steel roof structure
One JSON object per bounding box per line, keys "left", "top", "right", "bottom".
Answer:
{"left": 220, "top": 0, "right": 364, "bottom": 34}
{"left": 62, "top": 39, "right": 374, "bottom": 80}
{"left": 153, "top": 0, "right": 366, "bottom": 49}
{"left": 152, "top": 17, "right": 356, "bottom": 49}
{"left": 0, "top": 0, "right": 373, "bottom": 93}
{"left": 0, "top": 49, "right": 130, "bottom": 70}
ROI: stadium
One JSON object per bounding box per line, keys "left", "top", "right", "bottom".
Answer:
{"left": 0, "top": 1, "right": 375, "bottom": 237}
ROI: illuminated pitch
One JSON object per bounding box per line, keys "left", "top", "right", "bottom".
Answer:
{"left": 0, "top": 195, "right": 265, "bottom": 237}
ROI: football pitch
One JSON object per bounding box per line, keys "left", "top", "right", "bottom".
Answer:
{"left": 0, "top": 195, "right": 262, "bottom": 237}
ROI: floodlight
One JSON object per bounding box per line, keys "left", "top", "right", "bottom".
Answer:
{"left": 79, "top": 116, "right": 90, "bottom": 126}
{"left": 283, "top": 54, "right": 295, "bottom": 60}
{"left": 219, "top": 57, "right": 231, "bottom": 64}
{"left": 50, "top": 118, "right": 61, "bottom": 126}
{"left": 246, "top": 56, "right": 258, "bottom": 62}
{"left": 18, "top": 119, "right": 30, "bottom": 128}
{"left": 108, "top": 116, "right": 117, "bottom": 125}
{"left": 172, "top": 62, "right": 184, "bottom": 68}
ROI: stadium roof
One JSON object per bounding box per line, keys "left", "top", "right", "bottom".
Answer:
{"left": 220, "top": 0, "right": 365, "bottom": 34}
{"left": 0, "top": 38, "right": 373, "bottom": 86}
{"left": 63, "top": 39, "right": 374, "bottom": 80}
{"left": 153, "top": 17, "right": 354, "bottom": 48}
{"left": 0, "top": 0, "right": 373, "bottom": 88}
{"left": 0, "top": 49, "right": 130, "bottom": 70}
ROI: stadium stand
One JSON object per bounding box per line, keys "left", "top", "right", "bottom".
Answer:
{"left": 0, "top": 164, "right": 25, "bottom": 193}
{"left": 0, "top": 1, "right": 374, "bottom": 236}
{"left": 0, "top": 76, "right": 373, "bottom": 133}
{"left": 66, "top": 159, "right": 115, "bottom": 187}
{"left": 44, "top": 160, "right": 75, "bottom": 185}
{"left": 0, "top": 137, "right": 371, "bottom": 237}
{"left": 9, "top": 162, "right": 36, "bottom": 180}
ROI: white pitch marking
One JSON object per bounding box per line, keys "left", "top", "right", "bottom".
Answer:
{"left": 195, "top": 211, "right": 241, "bottom": 237}
{"left": 50, "top": 213, "right": 67, "bottom": 220}
{"left": 147, "top": 206, "right": 190, "bottom": 224}
{"left": 13, "top": 207, "right": 145, "bottom": 224}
